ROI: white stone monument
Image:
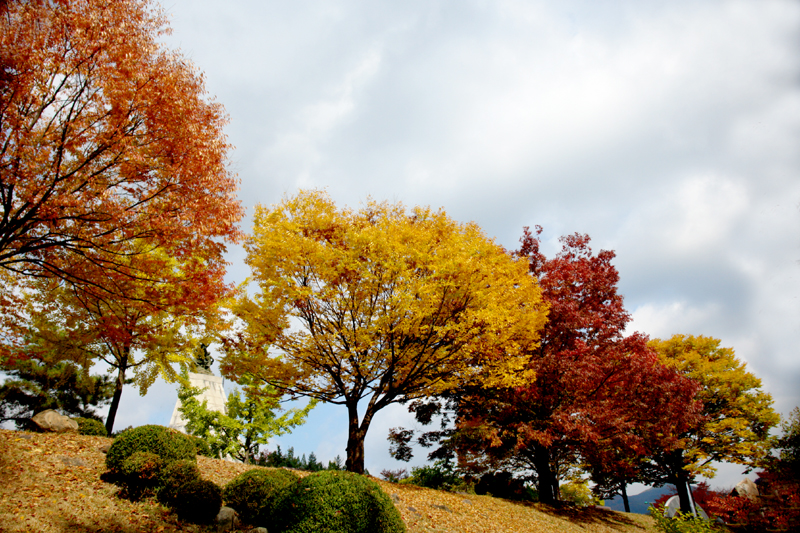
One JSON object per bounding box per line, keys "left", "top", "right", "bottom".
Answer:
{"left": 168, "top": 344, "right": 227, "bottom": 433}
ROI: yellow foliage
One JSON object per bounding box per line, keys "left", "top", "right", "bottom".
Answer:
{"left": 225, "top": 190, "right": 547, "bottom": 406}
{"left": 649, "top": 334, "right": 779, "bottom": 478}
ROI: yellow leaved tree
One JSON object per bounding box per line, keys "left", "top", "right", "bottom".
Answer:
{"left": 222, "top": 190, "right": 548, "bottom": 473}
{"left": 648, "top": 334, "right": 779, "bottom": 513}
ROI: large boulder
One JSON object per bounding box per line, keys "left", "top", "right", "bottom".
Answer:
{"left": 732, "top": 478, "right": 759, "bottom": 500}
{"left": 216, "top": 507, "right": 239, "bottom": 532}
{"left": 31, "top": 410, "right": 79, "bottom": 433}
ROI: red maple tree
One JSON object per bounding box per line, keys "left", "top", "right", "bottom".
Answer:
{"left": 449, "top": 227, "right": 700, "bottom": 505}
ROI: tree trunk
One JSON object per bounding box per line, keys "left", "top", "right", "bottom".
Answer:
{"left": 104, "top": 347, "right": 129, "bottom": 435}
{"left": 621, "top": 483, "right": 630, "bottom": 513}
{"left": 534, "top": 444, "right": 557, "bottom": 505}
{"left": 345, "top": 402, "right": 373, "bottom": 474}
{"left": 105, "top": 369, "right": 124, "bottom": 435}
{"left": 675, "top": 473, "right": 695, "bottom": 515}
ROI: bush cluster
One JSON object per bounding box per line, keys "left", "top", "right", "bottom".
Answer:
{"left": 223, "top": 468, "right": 299, "bottom": 525}
{"left": 103, "top": 425, "right": 222, "bottom": 524}
{"left": 119, "top": 451, "right": 165, "bottom": 498}
{"left": 106, "top": 425, "right": 197, "bottom": 472}
{"left": 157, "top": 460, "right": 201, "bottom": 508}
{"left": 404, "top": 461, "right": 463, "bottom": 491}
{"left": 475, "top": 471, "right": 530, "bottom": 501}
{"left": 74, "top": 417, "right": 108, "bottom": 436}
{"left": 171, "top": 478, "right": 223, "bottom": 524}
{"left": 272, "top": 470, "right": 406, "bottom": 533}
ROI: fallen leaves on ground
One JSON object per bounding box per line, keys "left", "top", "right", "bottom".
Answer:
{"left": 0, "top": 429, "right": 656, "bottom": 533}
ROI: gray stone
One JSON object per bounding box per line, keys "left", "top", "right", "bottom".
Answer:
{"left": 60, "top": 456, "right": 87, "bottom": 467}
{"left": 432, "top": 504, "right": 452, "bottom": 513}
{"left": 98, "top": 444, "right": 111, "bottom": 454}
{"left": 246, "top": 528, "right": 268, "bottom": 533}
{"left": 391, "top": 493, "right": 400, "bottom": 503}
{"left": 216, "top": 506, "right": 239, "bottom": 533}
{"left": 732, "top": 478, "right": 759, "bottom": 500}
{"left": 31, "top": 410, "right": 78, "bottom": 433}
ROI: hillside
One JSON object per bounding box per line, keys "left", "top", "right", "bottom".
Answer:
{"left": 0, "top": 429, "right": 657, "bottom": 533}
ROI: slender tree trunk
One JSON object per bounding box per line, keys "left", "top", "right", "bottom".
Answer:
{"left": 345, "top": 402, "right": 375, "bottom": 475}
{"left": 621, "top": 484, "right": 630, "bottom": 513}
{"left": 534, "top": 444, "right": 557, "bottom": 505}
{"left": 675, "top": 472, "right": 695, "bottom": 515}
{"left": 104, "top": 346, "right": 129, "bottom": 435}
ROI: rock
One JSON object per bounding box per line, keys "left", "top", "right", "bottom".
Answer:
{"left": 391, "top": 493, "right": 400, "bottom": 503}
{"left": 732, "top": 478, "right": 759, "bottom": 500}
{"left": 246, "top": 528, "right": 268, "bottom": 533}
{"left": 432, "top": 504, "right": 452, "bottom": 513}
{"left": 98, "top": 444, "right": 111, "bottom": 454}
{"left": 31, "top": 410, "right": 79, "bottom": 433}
{"left": 60, "top": 457, "right": 87, "bottom": 467}
{"left": 216, "top": 507, "right": 239, "bottom": 533}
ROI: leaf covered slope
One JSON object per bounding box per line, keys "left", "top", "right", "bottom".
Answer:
{"left": 0, "top": 429, "right": 657, "bottom": 533}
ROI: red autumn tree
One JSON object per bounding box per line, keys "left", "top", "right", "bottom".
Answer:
{"left": 444, "top": 227, "right": 700, "bottom": 505}
{"left": 0, "top": 0, "right": 243, "bottom": 354}
{"left": 582, "top": 355, "right": 702, "bottom": 512}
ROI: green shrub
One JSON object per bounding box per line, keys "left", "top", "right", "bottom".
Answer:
{"left": 649, "top": 505, "right": 723, "bottom": 533}
{"left": 106, "top": 425, "right": 196, "bottom": 472}
{"left": 74, "top": 417, "right": 108, "bottom": 436}
{"left": 475, "top": 471, "right": 529, "bottom": 501}
{"left": 157, "top": 459, "right": 201, "bottom": 508}
{"left": 407, "top": 461, "right": 461, "bottom": 491}
{"left": 171, "top": 478, "right": 223, "bottom": 524}
{"left": 118, "top": 451, "right": 164, "bottom": 498}
{"left": 187, "top": 434, "right": 213, "bottom": 457}
{"left": 273, "top": 470, "right": 406, "bottom": 533}
{"left": 223, "top": 468, "right": 299, "bottom": 525}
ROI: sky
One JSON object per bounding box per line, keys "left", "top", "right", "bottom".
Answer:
{"left": 102, "top": 0, "right": 800, "bottom": 493}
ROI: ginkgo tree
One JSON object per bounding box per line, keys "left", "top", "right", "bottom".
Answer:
{"left": 647, "top": 334, "right": 779, "bottom": 514}
{"left": 222, "top": 190, "right": 547, "bottom": 474}
{"left": 178, "top": 373, "right": 316, "bottom": 464}
{"left": 0, "top": 0, "right": 243, "bottom": 350}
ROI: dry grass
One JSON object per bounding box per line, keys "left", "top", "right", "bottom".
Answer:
{"left": 0, "top": 429, "right": 657, "bottom": 533}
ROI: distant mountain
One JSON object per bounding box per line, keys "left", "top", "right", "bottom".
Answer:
{"left": 603, "top": 485, "right": 676, "bottom": 514}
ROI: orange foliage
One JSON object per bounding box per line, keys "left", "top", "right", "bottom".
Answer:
{"left": 0, "top": 0, "right": 243, "bottom": 315}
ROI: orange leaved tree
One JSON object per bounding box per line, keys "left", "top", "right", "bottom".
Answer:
{"left": 0, "top": 0, "right": 243, "bottom": 348}
{"left": 222, "top": 190, "right": 548, "bottom": 474}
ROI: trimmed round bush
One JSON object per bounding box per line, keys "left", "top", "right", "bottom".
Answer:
{"left": 223, "top": 468, "right": 299, "bottom": 525}
{"left": 157, "top": 459, "right": 201, "bottom": 508}
{"left": 119, "top": 451, "right": 164, "bottom": 497}
{"left": 106, "top": 425, "right": 196, "bottom": 472}
{"left": 172, "top": 478, "right": 223, "bottom": 524}
{"left": 272, "top": 470, "right": 406, "bottom": 533}
{"left": 74, "top": 417, "right": 108, "bottom": 436}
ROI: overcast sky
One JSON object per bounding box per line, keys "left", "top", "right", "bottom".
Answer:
{"left": 108, "top": 0, "right": 800, "bottom": 492}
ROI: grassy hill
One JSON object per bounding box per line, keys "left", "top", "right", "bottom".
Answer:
{"left": 0, "top": 429, "right": 657, "bottom": 533}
